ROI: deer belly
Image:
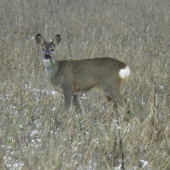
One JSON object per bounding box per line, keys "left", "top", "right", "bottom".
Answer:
{"left": 74, "top": 83, "right": 101, "bottom": 94}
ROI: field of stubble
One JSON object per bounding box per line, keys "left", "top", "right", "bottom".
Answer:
{"left": 1, "top": 0, "right": 170, "bottom": 169}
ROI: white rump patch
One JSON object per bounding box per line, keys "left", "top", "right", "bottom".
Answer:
{"left": 119, "top": 66, "right": 130, "bottom": 79}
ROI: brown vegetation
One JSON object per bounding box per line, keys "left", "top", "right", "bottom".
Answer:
{"left": 0, "top": 0, "right": 170, "bottom": 169}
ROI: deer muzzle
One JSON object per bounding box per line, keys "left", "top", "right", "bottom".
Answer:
{"left": 44, "top": 54, "right": 51, "bottom": 60}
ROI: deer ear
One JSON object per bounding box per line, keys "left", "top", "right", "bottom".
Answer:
{"left": 35, "top": 34, "right": 46, "bottom": 46}
{"left": 52, "top": 34, "right": 61, "bottom": 46}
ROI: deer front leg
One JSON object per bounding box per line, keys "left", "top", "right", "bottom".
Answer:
{"left": 73, "top": 95, "right": 83, "bottom": 113}
{"left": 62, "top": 83, "right": 74, "bottom": 110}
{"left": 63, "top": 92, "right": 73, "bottom": 110}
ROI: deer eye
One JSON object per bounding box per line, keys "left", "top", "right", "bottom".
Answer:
{"left": 42, "top": 48, "right": 45, "bottom": 51}
{"left": 51, "top": 48, "right": 54, "bottom": 52}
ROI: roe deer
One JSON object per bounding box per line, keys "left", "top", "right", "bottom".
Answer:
{"left": 35, "top": 34, "right": 130, "bottom": 113}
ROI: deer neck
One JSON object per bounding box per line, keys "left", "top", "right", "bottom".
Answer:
{"left": 43, "top": 58, "right": 59, "bottom": 78}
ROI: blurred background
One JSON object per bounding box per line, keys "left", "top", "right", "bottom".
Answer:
{"left": 0, "top": 0, "right": 170, "bottom": 169}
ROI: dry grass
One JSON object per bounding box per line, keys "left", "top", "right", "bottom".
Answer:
{"left": 1, "top": 0, "right": 170, "bottom": 169}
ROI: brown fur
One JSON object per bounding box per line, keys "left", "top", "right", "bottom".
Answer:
{"left": 35, "top": 34, "right": 130, "bottom": 112}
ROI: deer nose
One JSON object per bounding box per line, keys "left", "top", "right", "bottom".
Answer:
{"left": 44, "top": 54, "right": 51, "bottom": 60}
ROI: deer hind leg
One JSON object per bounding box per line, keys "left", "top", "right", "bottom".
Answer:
{"left": 105, "top": 90, "right": 130, "bottom": 114}
{"left": 104, "top": 95, "right": 118, "bottom": 109}
{"left": 101, "top": 85, "right": 129, "bottom": 110}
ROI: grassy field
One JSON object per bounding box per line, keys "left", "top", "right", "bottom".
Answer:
{"left": 1, "top": 0, "right": 170, "bottom": 169}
